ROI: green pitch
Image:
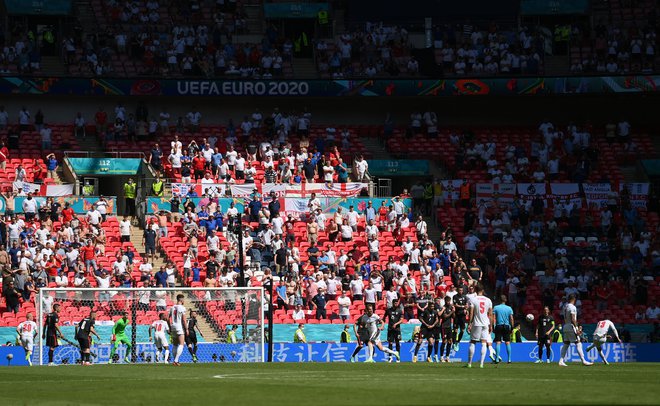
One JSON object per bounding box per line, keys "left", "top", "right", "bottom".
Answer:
{"left": 2, "top": 363, "right": 660, "bottom": 405}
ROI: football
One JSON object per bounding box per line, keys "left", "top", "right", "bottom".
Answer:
{"left": 526, "top": 314, "right": 535, "bottom": 322}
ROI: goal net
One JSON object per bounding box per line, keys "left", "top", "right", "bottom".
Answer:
{"left": 35, "top": 287, "right": 265, "bottom": 365}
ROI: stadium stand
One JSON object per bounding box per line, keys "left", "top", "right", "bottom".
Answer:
{"left": 0, "top": 1, "right": 658, "bottom": 352}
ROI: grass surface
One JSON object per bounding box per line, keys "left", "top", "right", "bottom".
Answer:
{"left": 2, "top": 362, "right": 660, "bottom": 405}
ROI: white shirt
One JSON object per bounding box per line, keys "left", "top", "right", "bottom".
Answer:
{"left": 169, "top": 304, "right": 186, "bottom": 330}
{"left": 350, "top": 279, "right": 364, "bottom": 295}
{"left": 17, "top": 321, "right": 38, "bottom": 338}
{"left": 120, "top": 220, "right": 131, "bottom": 236}
{"left": 563, "top": 303, "right": 578, "bottom": 326}
{"left": 340, "top": 225, "right": 353, "bottom": 239}
{"left": 470, "top": 295, "right": 492, "bottom": 327}
{"left": 337, "top": 296, "right": 351, "bottom": 316}
{"left": 364, "top": 287, "right": 377, "bottom": 303}
{"left": 151, "top": 320, "right": 169, "bottom": 336}
{"left": 87, "top": 210, "right": 102, "bottom": 225}
{"left": 385, "top": 290, "right": 398, "bottom": 308}
{"left": 646, "top": 306, "right": 660, "bottom": 320}
{"left": 593, "top": 319, "right": 618, "bottom": 338}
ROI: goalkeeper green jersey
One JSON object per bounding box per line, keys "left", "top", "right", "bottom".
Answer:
{"left": 113, "top": 318, "right": 129, "bottom": 336}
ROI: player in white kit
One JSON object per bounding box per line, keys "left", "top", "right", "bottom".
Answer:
{"left": 586, "top": 319, "right": 621, "bottom": 365}
{"left": 466, "top": 287, "right": 499, "bottom": 363}
{"left": 466, "top": 284, "right": 493, "bottom": 368}
{"left": 169, "top": 294, "right": 188, "bottom": 366}
{"left": 558, "top": 294, "right": 592, "bottom": 366}
{"left": 16, "top": 313, "right": 38, "bottom": 366}
{"left": 149, "top": 313, "right": 171, "bottom": 363}
{"left": 363, "top": 305, "right": 400, "bottom": 362}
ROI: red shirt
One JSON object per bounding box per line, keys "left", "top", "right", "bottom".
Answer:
{"left": 81, "top": 245, "right": 95, "bottom": 261}
{"left": 62, "top": 208, "right": 74, "bottom": 222}
{"left": 0, "top": 146, "right": 8, "bottom": 162}
{"left": 95, "top": 111, "right": 107, "bottom": 125}
{"left": 193, "top": 156, "right": 206, "bottom": 171}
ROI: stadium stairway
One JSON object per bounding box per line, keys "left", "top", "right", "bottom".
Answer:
{"left": 40, "top": 57, "right": 68, "bottom": 76}
{"left": 292, "top": 58, "right": 318, "bottom": 79}
{"left": 180, "top": 296, "right": 223, "bottom": 342}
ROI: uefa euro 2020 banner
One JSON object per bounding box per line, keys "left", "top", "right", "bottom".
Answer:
{"left": 0, "top": 343, "right": 657, "bottom": 366}
{"left": 1, "top": 76, "right": 659, "bottom": 97}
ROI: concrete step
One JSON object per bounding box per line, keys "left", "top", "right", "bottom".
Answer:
{"left": 619, "top": 165, "right": 647, "bottom": 183}
{"left": 543, "top": 55, "right": 569, "bottom": 75}
{"left": 181, "top": 296, "right": 223, "bottom": 342}
{"left": 291, "top": 58, "right": 318, "bottom": 79}
{"left": 360, "top": 137, "right": 392, "bottom": 160}
{"left": 40, "top": 56, "right": 67, "bottom": 76}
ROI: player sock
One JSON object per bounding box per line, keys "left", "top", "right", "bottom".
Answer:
{"left": 164, "top": 349, "right": 170, "bottom": 362}
{"left": 480, "top": 344, "right": 487, "bottom": 366}
{"left": 48, "top": 348, "right": 54, "bottom": 363}
{"left": 414, "top": 342, "right": 421, "bottom": 356}
{"left": 560, "top": 343, "right": 569, "bottom": 362}
{"left": 599, "top": 350, "right": 606, "bottom": 363}
{"left": 382, "top": 347, "right": 396, "bottom": 356}
{"left": 506, "top": 343, "right": 512, "bottom": 363}
{"left": 576, "top": 343, "right": 586, "bottom": 362}
{"left": 586, "top": 344, "right": 594, "bottom": 352}
{"left": 440, "top": 342, "right": 445, "bottom": 357}
{"left": 433, "top": 340, "right": 439, "bottom": 356}
{"left": 174, "top": 345, "right": 183, "bottom": 362}
{"left": 495, "top": 343, "right": 501, "bottom": 361}
{"left": 445, "top": 342, "right": 451, "bottom": 357}
{"left": 427, "top": 342, "right": 433, "bottom": 357}
{"left": 351, "top": 345, "right": 362, "bottom": 359}
{"left": 546, "top": 345, "right": 552, "bottom": 361}
{"left": 539, "top": 345, "right": 544, "bottom": 360}
{"left": 468, "top": 343, "right": 475, "bottom": 364}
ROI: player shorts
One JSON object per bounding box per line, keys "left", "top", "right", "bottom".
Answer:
{"left": 563, "top": 324, "right": 578, "bottom": 343}
{"left": 537, "top": 335, "right": 551, "bottom": 346}
{"left": 593, "top": 334, "right": 607, "bottom": 346}
{"left": 387, "top": 328, "right": 401, "bottom": 343}
{"left": 77, "top": 337, "right": 90, "bottom": 350}
{"left": 470, "top": 325, "right": 490, "bottom": 342}
{"left": 421, "top": 327, "right": 434, "bottom": 340}
{"left": 185, "top": 333, "right": 198, "bottom": 346}
{"left": 358, "top": 332, "right": 371, "bottom": 344}
{"left": 21, "top": 337, "right": 34, "bottom": 352}
{"left": 154, "top": 334, "right": 168, "bottom": 349}
{"left": 170, "top": 326, "right": 185, "bottom": 337}
{"left": 454, "top": 315, "right": 466, "bottom": 329}
{"left": 494, "top": 325, "right": 512, "bottom": 342}
{"left": 441, "top": 327, "right": 453, "bottom": 340}
{"left": 432, "top": 328, "right": 441, "bottom": 339}
{"left": 46, "top": 334, "right": 59, "bottom": 348}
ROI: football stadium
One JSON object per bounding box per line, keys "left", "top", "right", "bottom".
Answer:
{"left": 0, "top": 0, "right": 659, "bottom": 404}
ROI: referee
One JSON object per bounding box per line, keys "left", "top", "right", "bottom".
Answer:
{"left": 75, "top": 311, "right": 100, "bottom": 365}
{"left": 492, "top": 295, "right": 514, "bottom": 364}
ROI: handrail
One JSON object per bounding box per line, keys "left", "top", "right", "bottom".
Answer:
{"left": 64, "top": 151, "right": 146, "bottom": 159}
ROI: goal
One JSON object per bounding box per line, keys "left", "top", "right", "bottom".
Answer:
{"left": 35, "top": 287, "right": 265, "bottom": 365}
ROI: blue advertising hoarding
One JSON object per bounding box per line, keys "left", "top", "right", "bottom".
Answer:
{"left": 67, "top": 158, "right": 142, "bottom": 175}
{"left": 0, "top": 343, "right": 656, "bottom": 366}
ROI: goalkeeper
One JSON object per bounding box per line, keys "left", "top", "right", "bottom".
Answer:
{"left": 109, "top": 312, "right": 132, "bottom": 364}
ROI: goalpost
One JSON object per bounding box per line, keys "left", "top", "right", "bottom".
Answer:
{"left": 36, "top": 287, "right": 265, "bottom": 366}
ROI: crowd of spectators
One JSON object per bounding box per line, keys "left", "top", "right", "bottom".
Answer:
{"left": 0, "top": 23, "right": 54, "bottom": 75}
{"left": 433, "top": 23, "right": 545, "bottom": 76}
{"left": 61, "top": 0, "right": 290, "bottom": 77}
{"left": 570, "top": 21, "right": 657, "bottom": 74}
{"left": 315, "top": 22, "right": 414, "bottom": 78}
